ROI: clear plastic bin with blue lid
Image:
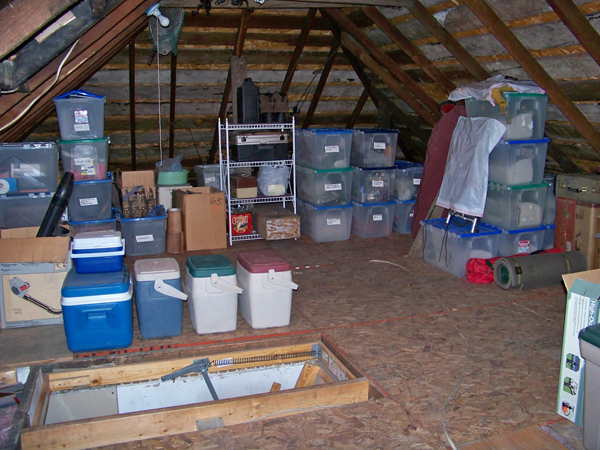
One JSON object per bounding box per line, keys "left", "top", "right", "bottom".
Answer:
{"left": 482, "top": 181, "right": 549, "bottom": 230}
{"left": 68, "top": 173, "right": 113, "bottom": 222}
{"left": 393, "top": 198, "right": 416, "bottom": 234}
{"left": 295, "top": 128, "right": 353, "bottom": 170}
{"left": 351, "top": 166, "right": 396, "bottom": 204}
{"left": 68, "top": 216, "right": 117, "bottom": 237}
{"left": 0, "top": 142, "right": 59, "bottom": 194}
{"left": 296, "top": 165, "right": 353, "bottom": 206}
{"left": 53, "top": 90, "right": 106, "bottom": 141}
{"left": 120, "top": 205, "right": 167, "bottom": 257}
{"left": 488, "top": 138, "right": 549, "bottom": 186}
{"left": 351, "top": 200, "right": 395, "bottom": 239}
{"left": 394, "top": 161, "right": 423, "bottom": 201}
{"left": 297, "top": 198, "right": 353, "bottom": 243}
{"left": 58, "top": 137, "right": 109, "bottom": 181}
{"left": 497, "top": 225, "right": 547, "bottom": 256}
{"left": 351, "top": 129, "right": 398, "bottom": 168}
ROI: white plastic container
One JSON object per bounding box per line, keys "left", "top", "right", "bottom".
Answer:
{"left": 488, "top": 139, "right": 549, "bottom": 186}
{"left": 465, "top": 92, "right": 548, "bottom": 140}
{"left": 423, "top": 218, "right": 502, "bottom": 278}
{"left": 295, "top": 128, "right": 353, "bottom": 169}
{"left": 350, "top": 129, "right": 398, "bottom": 168}
{"left": 351, "top": 201, "right": 395, "bottom": 238}
{"left": 394, "top": 161, "right": 423, "bottom": 201}
{"left": 69, "top": 231, "right": 125, "bottom": 274}
{"left": 297, "top": 199, "right": 352, "bottom": 242}
{"left": 351, "top": 166, "right": 396, "bottom": 204}
{"left": 237, "top": 251, "right": 298, "bottom": 329}
{"left": 296, "top": 165, "right": 353, "bottom": 206}
{"left": 497, "top": 225, "right": 546, "bottom": 256}
{"left": 483, "top": 182, "right": 548, "bottom": 230}
{"left": 185, "top": 254, "right": 242, "bottom": 334}
{"left": 393, "top": 199, "right": 416, "bottom": 234}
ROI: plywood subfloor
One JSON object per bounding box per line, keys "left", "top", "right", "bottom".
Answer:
{"left": 460, "top": 426, "right": 570, "bottom": 450}
{"left": 0, "top": 233, "right": 584, "bottom": 449}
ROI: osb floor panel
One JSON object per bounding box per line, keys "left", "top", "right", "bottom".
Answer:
{"left": 0, "top": 233, "right": 586, "bottom": 448}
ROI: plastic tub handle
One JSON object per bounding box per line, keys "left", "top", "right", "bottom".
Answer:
{"left": 210, "top": 273, "right": 244, "bottom": 294}
{"left": 267, "top": 269, "right": 299, "bottom": 290}
{"left": 154, "top": 278, "right": 188, "bottom": 301}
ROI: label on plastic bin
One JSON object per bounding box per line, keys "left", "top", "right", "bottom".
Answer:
{"left": 79, "top": 197, "right": 98, "bottom": 206}
{"left": 518, "top": 240, "right": 531, "bottom": 253}
{"left": 373, "top": 142, "right": 386, "bottom": 151}
{"left": 327, "top": 218, "right": 341, "bottom": 226}
{"left": 136, "top": 234, "right": 155, "bottom": 243}
{"left": 413, "top": 178, "right": 421, "bottom": 186}
{"left": 373, "top": 214, "right": 383, "bottom": 221}
{"left": 325, "top": 183, "right": 342, "bottom": 191}
{"left": 74, "top": 157, "right": 93, "bottom": 165}
{"left": 372, "top": 180, "right": 384, "bottom": 188}
{"left": 205, "top": 176, "right": 216, "bottom": 183}
{"left": 325, "top": 145, "right": 339, "bottom": 153}
{"left": 74, "top": 157, "right": 96, "bottom": 176}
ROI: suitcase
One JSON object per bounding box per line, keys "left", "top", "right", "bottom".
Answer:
{"left": 230, "top": 133, "right": 290, "bottom": 162}
{"left": 555, "top": 197, "right": 600, "bottom": 269}
{"left": 556, "top": 173, "right": 600, "bottom": 203}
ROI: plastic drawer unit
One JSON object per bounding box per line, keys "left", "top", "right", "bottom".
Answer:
{"left": 350, "top": 129, "right": 398, "bottom": 168}
{"left": 488, "top": 139, "right": 549, "bottom": 186}
{"left": 134, "top": 258, "right": 187, "bottom": 339}
{"left": 58, "top": 138, "right": 109, "bottom": 181}
{"left": 69, "top": 231, "right": 125, "bottom": 274}
{"left": 296, "top": 165, "right": 353, "bottom": 206}
{"left": 0, "top": 193, "right": 53, "bottom": 229}
{"left": 394, "top": 161, "right": 423, "bottom": 201}
{"left": 297, "top": 199, "right": 352, "bottom": 242}
{"left": 351, "top": 166, "right": 396, "bottom": 204}
{"left": 465, "top": 92, "right": 548, "bottom": 141}
{"left": 230, "top": 132, "right": 290, "bottom": 162}
{"left": 0, "top": 142, "right": 59, "bottom": 194}
{"left": 497, "top": 225, "right": 546, "bottom": 256}
{"left": 482, "top": 182, "right": 548, "bottom": 230}
{"left": 53, "top": 90, "right": 106, "bottom": 141}
{"left": 393, "top": 199, "right": 416, "bottom": 234}
{"left": 351, "top": 201, "right": 395, "bottom": 238}
{"left": 422, "top": 218, "right": 501, "bottom": 278}
{"left": 237, "top": 251, "right": 298, "bottom": 329}
{"left": 61, "top": 265, "right": 133, "bottom": 353}
{"left": 69, "top": 217, "right": 117, "bottom": 237}
{"left": 120, "top": 209, "right": 167, "bottom": 257}
{"left": 185, "top": 254, "right": 242, "bottom": 335}
{"left": 68, "top": 175, "right": 113, "bottom": 222}
{"left": 295, "top": 128, "right": 353, "bottom": 169}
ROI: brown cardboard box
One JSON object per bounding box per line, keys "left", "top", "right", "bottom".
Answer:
{"left": 0, "top": 228, "right": 69, "bottom": 263}
{"left": 117, "top": 170, "right": 157, "bottom": 218}
{"left": 231, "top": 174, "right": 258, "bottom": 199}
{"left": 172, "top": 187, "right": 227, "bottom": 251}
{"left": 254, "top": 205, "right": 300, "bottom": 240}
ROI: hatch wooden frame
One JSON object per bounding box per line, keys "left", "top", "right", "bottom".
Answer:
{"left": 20, "top": 340, "right": 379, "bottom": 450}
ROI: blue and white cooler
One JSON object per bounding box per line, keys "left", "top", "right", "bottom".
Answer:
{"left": 69, "top": 231, "right": 125, "bottom": 274}
{"left": 133, "top": 258, "right": 187, "bottom": 339}
{"left": 61, "top": 265, "right": 133, "bottom": 353}
{"left": 185, "top": 255, "right": 243, "bottom": 335}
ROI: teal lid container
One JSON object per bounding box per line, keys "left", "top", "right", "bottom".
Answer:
{"left": 186, "top": 254, "right": 236, "bottom": 278}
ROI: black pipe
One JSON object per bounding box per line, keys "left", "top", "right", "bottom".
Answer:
{"left": 37, "top": 172, "right": 74, "bottom": 237}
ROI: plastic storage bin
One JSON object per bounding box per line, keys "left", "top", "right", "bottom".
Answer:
{"left": 194, "top": 164, "right": 221, "bottom": 189}
{"left": 488, "top": 139, "right": 549, "bottom": 186}
{"left": 393, "top": 199, "right": 416, "bottom": 234}
{"left": 544, "top": 224, "right": 555, "bottom": 250}
{"left": 68, "top": 175, "right": 113, "bottom": 222}
{"left": 120, "top": 210, "right": 167, "bottom": 257}
{"left": 350, "top": 129, "right": 398, "bottom": 168}
{"left": 394, "top": 161, "right": 423, "bottom": 201}
{"left": 543, "top": 175, "right": 556, "bottom": 226}
{"left": 483, "top": 182, "right": 548, "bottom": 230}
{"left": 185, "top": 254, "right": 242, "bottom": 334}
{"left": 58, "top": 138, "right": 109, "bottom": 181}
{"left": 0, "top": 193, "right": 52, "bottom": 229}
{"left": 61, "top": 265, "right": 132, "bottom": 353}
{"left": 295, "top": 128, "right": 353, "bottom": 169}
{"left": 351, "top": 201, "right": 395, "bottom": 238}
{"left": 296, "top": 165, "right": 353, "bottom": 206}
{"left": 297, "top": 199, "right": 352, "bottom": 242}
{"left": 497, "top": 225, "right": 546, "bottom": 256}
{"left": 69, "top": 216, "right": 117, "bottom": 237}
{"left": 53, "top": 90, "right": 106, "bottom": 140}
{"left": 134, "top": 258, "right": 187, "bottom": 339}
{"left": 351, "top": 167, "right": 396, "bottom": 204}
{"left": 237, "top": 251, "right": 298, "bottom": 329}
{"left": 70, "top": 231, "right": 125, "bottom": 274}
{"left": 0, "top": 142, "right": 59, "bottom": 193}
{"left": 579, "top": 323, "right": 600, "bottom": 450}
{"left": 423, "top": 218, "right": 502, "bottom": 278}
{"left": 465, "top": 92, "right": 548, "bottom": 141}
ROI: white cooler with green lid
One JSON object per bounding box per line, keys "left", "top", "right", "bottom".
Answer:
{"left": 185, "top": 254, "right": 242, "bottom": 335}
{"left": 579, "top": 323, "right": 600, "bottom": 450}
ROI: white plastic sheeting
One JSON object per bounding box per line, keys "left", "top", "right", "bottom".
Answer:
{"left": 448, "top": 74, "right": 545, "bottom": 104}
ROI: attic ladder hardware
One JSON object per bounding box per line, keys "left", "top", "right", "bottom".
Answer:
{"left": 161, "top": 358, "right": 219, "bottom": 401}
{"left": 446, "top": 212, "right": 478, "bottom": 234}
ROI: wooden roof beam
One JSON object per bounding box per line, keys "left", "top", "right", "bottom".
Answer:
{"left": 280, "top": 8, "right": 317, "bottom": 96}
{"left": 361, "top": 6, "right": 456, "bottom": 95}
{"left": 346, "top": 89, "right": 369, "bottom": 129}
{"left": 463, "top": 0, "right": 600, "bottom": 158}
{"left": 326, "top": 8, "right": 440, "bottom": 118}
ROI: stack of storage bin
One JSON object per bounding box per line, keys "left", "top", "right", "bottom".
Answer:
{"left": 393, "top": 161, "right": 423, "bottom": 234}
{"left": 295, "top": 129, "right": 354, "bottom": 242}
{"left": 349, "top": 129, "right": 398, "bottom": 238}
{"left": 542, "top": 174, "right": 556, "bottom": 250}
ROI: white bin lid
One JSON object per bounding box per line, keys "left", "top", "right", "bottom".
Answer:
{"left": 72, "top": 231, "right": 123, "bottom": 250}
{"left": 134, "top": 257, "right": 181, "bottom": 282}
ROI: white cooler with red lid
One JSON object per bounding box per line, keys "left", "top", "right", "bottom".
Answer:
{"left": 236, "top": 251, "right": 298, "bottom": 329}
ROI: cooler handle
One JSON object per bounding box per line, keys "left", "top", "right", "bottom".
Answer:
{"left": 154, "top": 278, "right": 188, "bottom": 301}
{"left": 210, "top": 274, "right": 244, "bottom": 294}
{"left": 267, "top": 269, "right": 298, "bottom": 290}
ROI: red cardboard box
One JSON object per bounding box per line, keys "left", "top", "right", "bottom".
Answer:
{"left": 231, "top": 212, "right": 252, "bottom": 236}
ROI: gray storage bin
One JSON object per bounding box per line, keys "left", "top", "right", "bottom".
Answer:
{"left": 53, "top": 90, "right": 106, "bottom": 140}
{"left": 68, "top": 175, "right": 113, "bottom": 222}
{"left": 393, "top": 199, "right": 415, "bottom": 235}
{"left": 295, "top": 128, "right": 353, "bottom": 169}
{"left": 351, "top": 166, "right": 396, "bottom": 204}
{"left": 120, "top": 211, "right": 167, "bottom": 257}
{"left": 350, "top": 129, "right": 398, "bottom": 168}
{"left": 0, "top": 192, "right": 53, "bottom": 229}
{"left": 0, "top": 142, "right": 59, "bottom": 194}
{"left": 58, "top": 138, "right": 109, "bottom": 181}
{"left": 297, "top": 199, "right": 352, "bottom": 243}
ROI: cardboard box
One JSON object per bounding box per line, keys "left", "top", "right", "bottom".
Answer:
{"left": 231, "top": 212, "right": 252, "bottom": 236}
{"left": 118, "top": 170, "right": 157, "bottom": 218}
{"left": 172, "top": 187, "right": 226, "bottom": 251}
{"left": 0, "top": 228, "right": 70, "bottom": 329}
{"left": 230, "top": 174, "right": 258, "bottom": 199}
{"left": 556, "top": 269, "right": 600, "bottom": 424}
{"left": 254, "top": 205, "right": 300, "bottom": 240}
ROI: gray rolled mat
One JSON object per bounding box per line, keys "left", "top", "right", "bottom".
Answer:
{"left": 494, "top": 251, "right": 588, "bottom": 290}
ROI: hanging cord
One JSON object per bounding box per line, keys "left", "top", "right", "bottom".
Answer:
{"left": 156, "top": 16, "right": 164, "bottom": 166}
{"left": 0, "top": 39, "right": 79, "bottom": 133}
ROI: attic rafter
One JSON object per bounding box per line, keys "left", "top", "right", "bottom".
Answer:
{"left": 361, "top": 6, "right": 455, "bottom": 94}
{"left": 463, "top": 0, "right": 600, "bottom": 158}
{"left": 281, "top": 8, "right": 317, "bottom": 96}
{"left": 346, "top": 89, "right": 369, "bottom": 129}
{"left": 326, "top": 8, "right": 441, "bottom": 118}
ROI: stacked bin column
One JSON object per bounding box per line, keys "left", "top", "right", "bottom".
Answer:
{"left": 392, "top": 162, "right": 423, "bottom": 234}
